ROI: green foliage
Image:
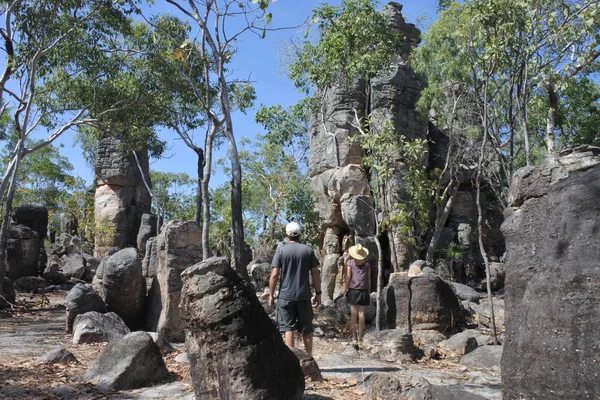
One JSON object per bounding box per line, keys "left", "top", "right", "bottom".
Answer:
{"left": 149, "top": 170, "right": 196, "bottom": 221}
{"left": 557, "top": 77, "right": 600, "bottom": 147}
{"left": 353, "top": 119, "right": 438, "bottom": 254}
{"left": 443, "top": 241, "right": 465, "bottom": 261}
{"left": 288, "top": 0, "right": 404, "bottom": 92}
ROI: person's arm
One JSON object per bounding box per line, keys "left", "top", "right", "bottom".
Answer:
{"left": 268, "top": 268, "right": 280, "bottom": 310}
{"left": 345, "top": 262, "right": 352, "bottom": 295}
{"left": 310, "top": 267, "right": 321, "bottom": 306}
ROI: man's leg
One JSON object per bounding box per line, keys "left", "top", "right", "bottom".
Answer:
{"left": 302, "top": 332, "right": 313, "bottom": 355}
{"left": 284, "top": 331, "right": 295, "bottom": 348}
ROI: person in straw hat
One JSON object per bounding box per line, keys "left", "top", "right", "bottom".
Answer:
{"left": 345, "top": 243, "right": 371, "bottom": 342}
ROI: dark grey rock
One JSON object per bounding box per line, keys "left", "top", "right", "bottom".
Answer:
{"left": 1, "top": 277, "right": 16, "bottom": 306}
{"left": 250, "top": 262, "right": 271, "bottom": 292}
{"left": 363, "top": 374, "right": 487, "bottom": 400}
{"left": 6, "top": 223, "right": 39, "bottom": 280}
{"left": 72, "top": 311, "right": 130, "bottom": 344}
{"left": 460, "top": 345, "right": 502, "bottom": 370}
{"left": 65, "top": 283, "right": 107, "bottom": 333}
{"left": 95, "top": 248, "right": 146, "bottom": 329}
{"left": 290, "top": 347, "right": 323, "bottom": 381}
{"left": 501, "top": 147, "right": 600, "bottom": 400}
{"left": 439, "top": 331, "right": 479, "bottom": 356}
{"left": 450, "top": 282, "right": 481, "bottom": 303}
{"left": 360, "top": 329, "right": 414, "bottom": 362}
{"left": 82, "top": 331, "right": 168, "bottom": 390}
{"left": 384, "top": 273, "right": 462, "bottom": 332}
{"left": 469, "top": 299, "right": 504, "bottom": 330}
{"left": 14, "top": 276, "right": 47, "bottom": 292}
{"left": 37, "top": 347, "right": 78, "bottom": 364}
{"left": 141, "top": 236, "right": 158, "bottom": 277}
{"left": 137, "top": 213, "right": 160, "bottom": 259}
{"left": 180, "top": 257, "right": 305, "bottom": 399}
{"left": 147, "top": 332, "right": 176, "bottom": 355}
{"left": 62, "top": 254, "right": 86, "bottom": 280}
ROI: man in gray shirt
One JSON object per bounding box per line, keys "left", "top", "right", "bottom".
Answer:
{"left": 269, "top": 222, "right": 321, "bottom": 355}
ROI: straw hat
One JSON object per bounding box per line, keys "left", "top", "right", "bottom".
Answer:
{"left": 348, "top": 244, "right": 369, "bottom": 260}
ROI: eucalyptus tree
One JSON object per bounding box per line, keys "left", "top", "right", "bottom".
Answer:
{"left": 0, "top": 0, "right": 146, "bottom": 299}
{"left": 131, "top": 0, "right": 275, "bottom": 274}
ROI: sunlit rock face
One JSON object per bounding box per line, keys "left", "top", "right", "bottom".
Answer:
{"left": 501, "top": 146, "right": 600, "bottom": 399}
{"left": 94, "top": 134, "right": 151, "bottom": 257}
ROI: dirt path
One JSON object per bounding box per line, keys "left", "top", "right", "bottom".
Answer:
{"left": 0, "top": 291, "right": 502, "bottom": 399}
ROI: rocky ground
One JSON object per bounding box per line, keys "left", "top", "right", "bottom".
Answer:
{"left": 0, "top": 291, "right": 502, "bottom": 399}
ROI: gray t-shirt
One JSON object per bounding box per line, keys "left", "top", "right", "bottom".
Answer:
{"left": 271, "top": 241, "right": 319, "bottom": 301}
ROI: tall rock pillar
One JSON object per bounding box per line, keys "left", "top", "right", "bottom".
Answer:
{"left": 94, "top": 135, "right": 152, "bottom": 257}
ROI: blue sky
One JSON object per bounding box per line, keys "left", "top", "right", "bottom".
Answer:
{"left": 58, "top": 0, "right": 440, "bottom": 187}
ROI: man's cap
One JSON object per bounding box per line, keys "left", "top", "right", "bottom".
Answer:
{"left": 285, "top": 222, "right": 301, "bottom": 237}
{"left": 349, "top": 244, "right": 369, "bottom": 260}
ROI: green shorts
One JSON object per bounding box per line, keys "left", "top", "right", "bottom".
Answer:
{"left": 277, "top": 299, "right": 314, "bottom": 334}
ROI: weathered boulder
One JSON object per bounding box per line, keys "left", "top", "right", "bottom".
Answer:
{"left": 180, "top": 257, "right": 305, "bottom": 400}
{"left": 95, "top": 248, "right": 146, "bottom": 329}
{"left": 469, "top": 298, "right": 504, "bottom": 331}
{"left": 61, "top": 254, "right": 86, "bottom": 280}
{"left": 147, "top": 220, "right": 202, "bottom": 342}
{"left": 137, "top": 213, "right": 160, "bottom": 259}
{"left": 72, "top": 311, "right": 130, "bottom": 344}
{"left": 438, "top": 331, "right": 478, "bottom": 356}
{"left": 82, "top": 254, "right": 101, "bottom": 280}
{"left": 449, "top": 282, "right": 481, "bottom": 303}
{"left": 147, "top": 332, "right": 176, "bottom": 355}
{"left": 94, "top": 134, "right": 152, "bottom": 256}
{"left": 290, "top": 348, "right": 323, "bottom": 381}
{"left": 363, "top": 374, "right": 487, "bottom": 400}
{"left": 1, "top": 277, "right": 16, "bottom": 305}
{"left": 65, "top": 283, "right": 107, "bottom": 333}
{"left": 250, "top": 262, "right": 271, "bottom": 292}
{"left": 37, "top": 347, "right": 78, "bottom": 364}
{"left": 360, "top": 329, "right": 414, "bottom": 363}
{"left": 43, "top": 260, "right": 67, "bottom": 285}
{"left": 460, "top": 345, "right": 502, "bottom": 370}
{"left": 501, "top": 147, "right": 600, "bottom": 399}
{"left": 82, "top": 331, "right": 168, "bottom": 390}
{"left": 12, "top": 205, "right": 48, "bottom": 275}
{"left": 6, "top": 223, "right": 39, "bottom": 280}
{"left": 141, "top": 236, "right": 158, "bottom": 277}
{"left": 14, "top": 276, "right": 47, "bottom": 292}
{"left": 55, "top": 233, "right": 81, "bottom": 256}
{"left": 384, "top": 273, "right": 462, "bottom": 331}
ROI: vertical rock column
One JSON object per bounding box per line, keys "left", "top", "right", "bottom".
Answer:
{"left": 501, "top": 147, "right": 600, "bottom": 399}
{"left": 94, "top": 135, "right": 151, "bottom": 257}
{"left": 146, "top": 220, "right": 202, "bottom": 342}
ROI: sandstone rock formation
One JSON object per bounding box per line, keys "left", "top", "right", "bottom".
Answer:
{"left": 12, "top": 205, "right": 48, "bottom": 275}
{"left": 65, "top": 283, "right": 107, "bottom": 333}
{"left": 94, "top": 134, "right": 151, "bottom": 257}
{"left": 146, "top": 220, "right": 202, "bottom": 342}
{"left": 82, "top": 331, "right": 168, "bottom": 390}
{"left": 501, "top": 147, "right": 600, "bottom": 399}
{"left": 6, "top": 224, "right": 39, "bottom": 280}
{"left": 384, "top": 272, "right": 461, "bottom": 332}
{"left": 180, "top": 257, "right": 305, "bottom": 400}
{"left": 308, "top": 3, "right": 506, "bottom": 296}
{"left": 95, "top": 248, "right": 146, "bottom": 329}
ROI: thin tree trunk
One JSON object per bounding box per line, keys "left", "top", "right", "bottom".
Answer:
{"left": 426, "top": 179, "right": 460, "bottom": 263}
{"left": 477, "top": 71, "right": 499, "bottom": 345}
{"left": 374, "top": 235, "right": 384, "bottom": 331}
{"left": 194, "top": 147, "right": 203, "bottom": 226}
{"left": 201, "top": 126, "right": 217, "bottom": 260}
{"left": 546, "top": 80, "right": 558, "bottom": 154}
